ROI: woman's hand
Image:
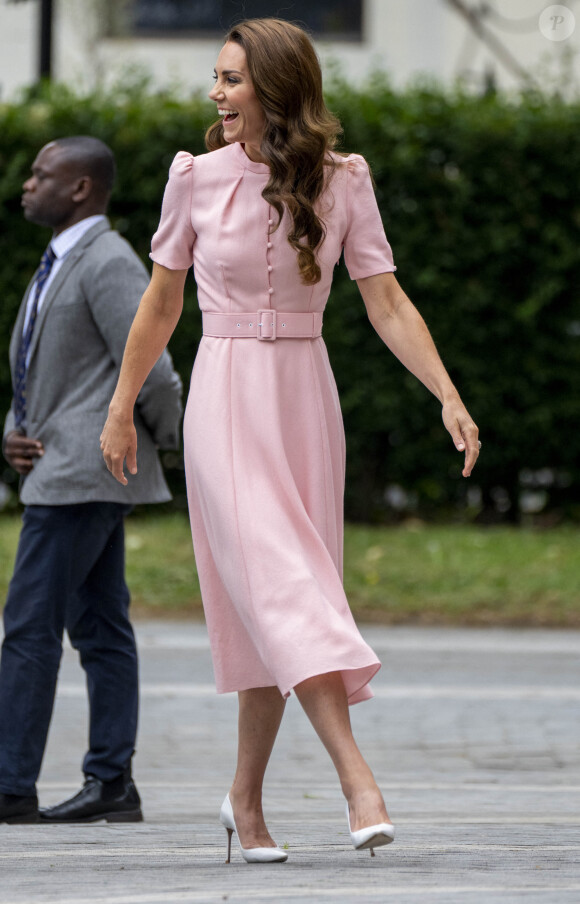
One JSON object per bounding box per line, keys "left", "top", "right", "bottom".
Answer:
{"left": 100, "top": 409, "right": 138, "bottom": 486}
{"left": 441, "top": 398, "right": 480, "bottom": 477}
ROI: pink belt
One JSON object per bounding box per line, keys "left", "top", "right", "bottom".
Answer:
{"left": 202, "top": 310, "right": 323, "bottom": 341}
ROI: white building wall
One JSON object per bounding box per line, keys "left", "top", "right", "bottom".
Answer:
{"left": 1, "top": 0, "right": 579, "bottom": 101}
{"left": 0, "top": 0, "right": 37, "bottom": 98}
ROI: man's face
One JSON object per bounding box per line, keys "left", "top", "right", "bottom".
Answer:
{"left": 21, "top": 143, "right": 82, "bottom": 233}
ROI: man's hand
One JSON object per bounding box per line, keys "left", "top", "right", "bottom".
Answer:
{"left": 3, "top": 431, "right": 44, "bottom": 475}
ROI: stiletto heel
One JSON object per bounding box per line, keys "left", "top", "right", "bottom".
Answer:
{"left": 219, "top": 794, "right": 288, "bottom": 864}
{"left": 225, "top": 826, "right": 234, "bottom": 864}
{"left": 346, "top": 803, "right": 395, "bottom": 856}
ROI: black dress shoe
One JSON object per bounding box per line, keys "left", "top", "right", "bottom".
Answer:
{"left": 39, "top": 774, "right": 143, "bottom": 823}
{"left": 0, "top": 792, "right": 39, "bottom": 824}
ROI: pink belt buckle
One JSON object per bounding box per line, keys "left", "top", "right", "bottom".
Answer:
{"left": 257, "top": 309, "right": 276, "bottom": 340}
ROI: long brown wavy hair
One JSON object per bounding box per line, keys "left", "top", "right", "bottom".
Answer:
{"left": 205, "top": 18, "right": 342, "bottom": 285}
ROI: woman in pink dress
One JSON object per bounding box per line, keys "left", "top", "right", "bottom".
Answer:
{"left": 101, "top": 18, "right": 479, "bottom": 863}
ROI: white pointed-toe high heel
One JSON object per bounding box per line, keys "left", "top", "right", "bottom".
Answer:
{"left": 346, "top": 803, "right": 395, "bottom": 857}
{"left": 219, "top": 794, "right": 288, "bottom": 864}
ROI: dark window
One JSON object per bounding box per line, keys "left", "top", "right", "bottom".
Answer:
{"left": 113, "top": 1, "right": 362, "bottom": 41}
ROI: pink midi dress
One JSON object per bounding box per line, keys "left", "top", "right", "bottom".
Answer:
{"left": 150, "top": 141, "right": 396, "bottom": 704}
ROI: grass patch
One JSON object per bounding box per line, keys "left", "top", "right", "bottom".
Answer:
{"left": 343, "top": 522, "right": 580, "bottom": 626}
{"left": 124, "top": 512, "right": 203, "bottom": 617}
{"left": 1, "top": 513, "right": 579, "bottom": 626}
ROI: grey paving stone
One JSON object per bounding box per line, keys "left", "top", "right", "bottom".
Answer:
{"left": 0, "top": 621, "right": 579, "bottom": 903}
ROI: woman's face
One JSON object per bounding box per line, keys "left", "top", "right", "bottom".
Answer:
{"left": 209, "top": 41, "right": 267, "bottom": 162}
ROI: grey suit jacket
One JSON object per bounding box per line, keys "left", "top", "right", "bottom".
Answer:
{"left": 3, "top": 219, "right": 183, "bottom": 506}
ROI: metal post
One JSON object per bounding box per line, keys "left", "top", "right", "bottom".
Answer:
{"left": 39, "top": 0, "right": 53, "bottom": 80}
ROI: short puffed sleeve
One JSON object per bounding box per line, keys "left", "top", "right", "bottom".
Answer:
{"left": 150, "top": 152, "right": 196, "bottom": 270}
{"left": 342, "top": 155, "right": 396, "bottom": 280}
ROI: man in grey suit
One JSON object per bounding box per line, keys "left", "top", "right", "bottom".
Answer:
{"left": 0, "top": 136, "right": 182, "bottom": 824}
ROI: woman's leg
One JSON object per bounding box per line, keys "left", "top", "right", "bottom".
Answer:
{"left": 294, "top": 671, "right": 391, "bottom": 831}
{"left": 229, "top": 685, "right": 286, "bottom": 848}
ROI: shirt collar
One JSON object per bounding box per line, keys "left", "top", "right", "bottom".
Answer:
{"left": 51, "top": 215, "right": 108, "bottom": 260}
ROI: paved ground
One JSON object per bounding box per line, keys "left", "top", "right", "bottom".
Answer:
{"left": 0, "top": 621, "right": 579, "bottom": 903}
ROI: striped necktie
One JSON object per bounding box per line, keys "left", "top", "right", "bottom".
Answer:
{"left": 13, "top": 245, "right": 56, "bottom": 428}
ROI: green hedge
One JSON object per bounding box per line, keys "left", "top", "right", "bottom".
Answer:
{"left": 1, "top": 78, "right": 579, "bottom": 522}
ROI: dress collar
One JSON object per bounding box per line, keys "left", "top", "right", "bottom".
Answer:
{"left": 234, "top": 141, "right": 270, "bottom": 175}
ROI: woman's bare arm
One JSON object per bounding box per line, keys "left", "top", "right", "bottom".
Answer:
{"left": 356, "top": 271, "right": 479, "bottom": 477}
{"left": 100, "top": 263, "right": 188, "bottom": 485}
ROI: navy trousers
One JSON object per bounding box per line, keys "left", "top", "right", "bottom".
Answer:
{"left": 0, "top": 502, "right": 138, "bottom": 796}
